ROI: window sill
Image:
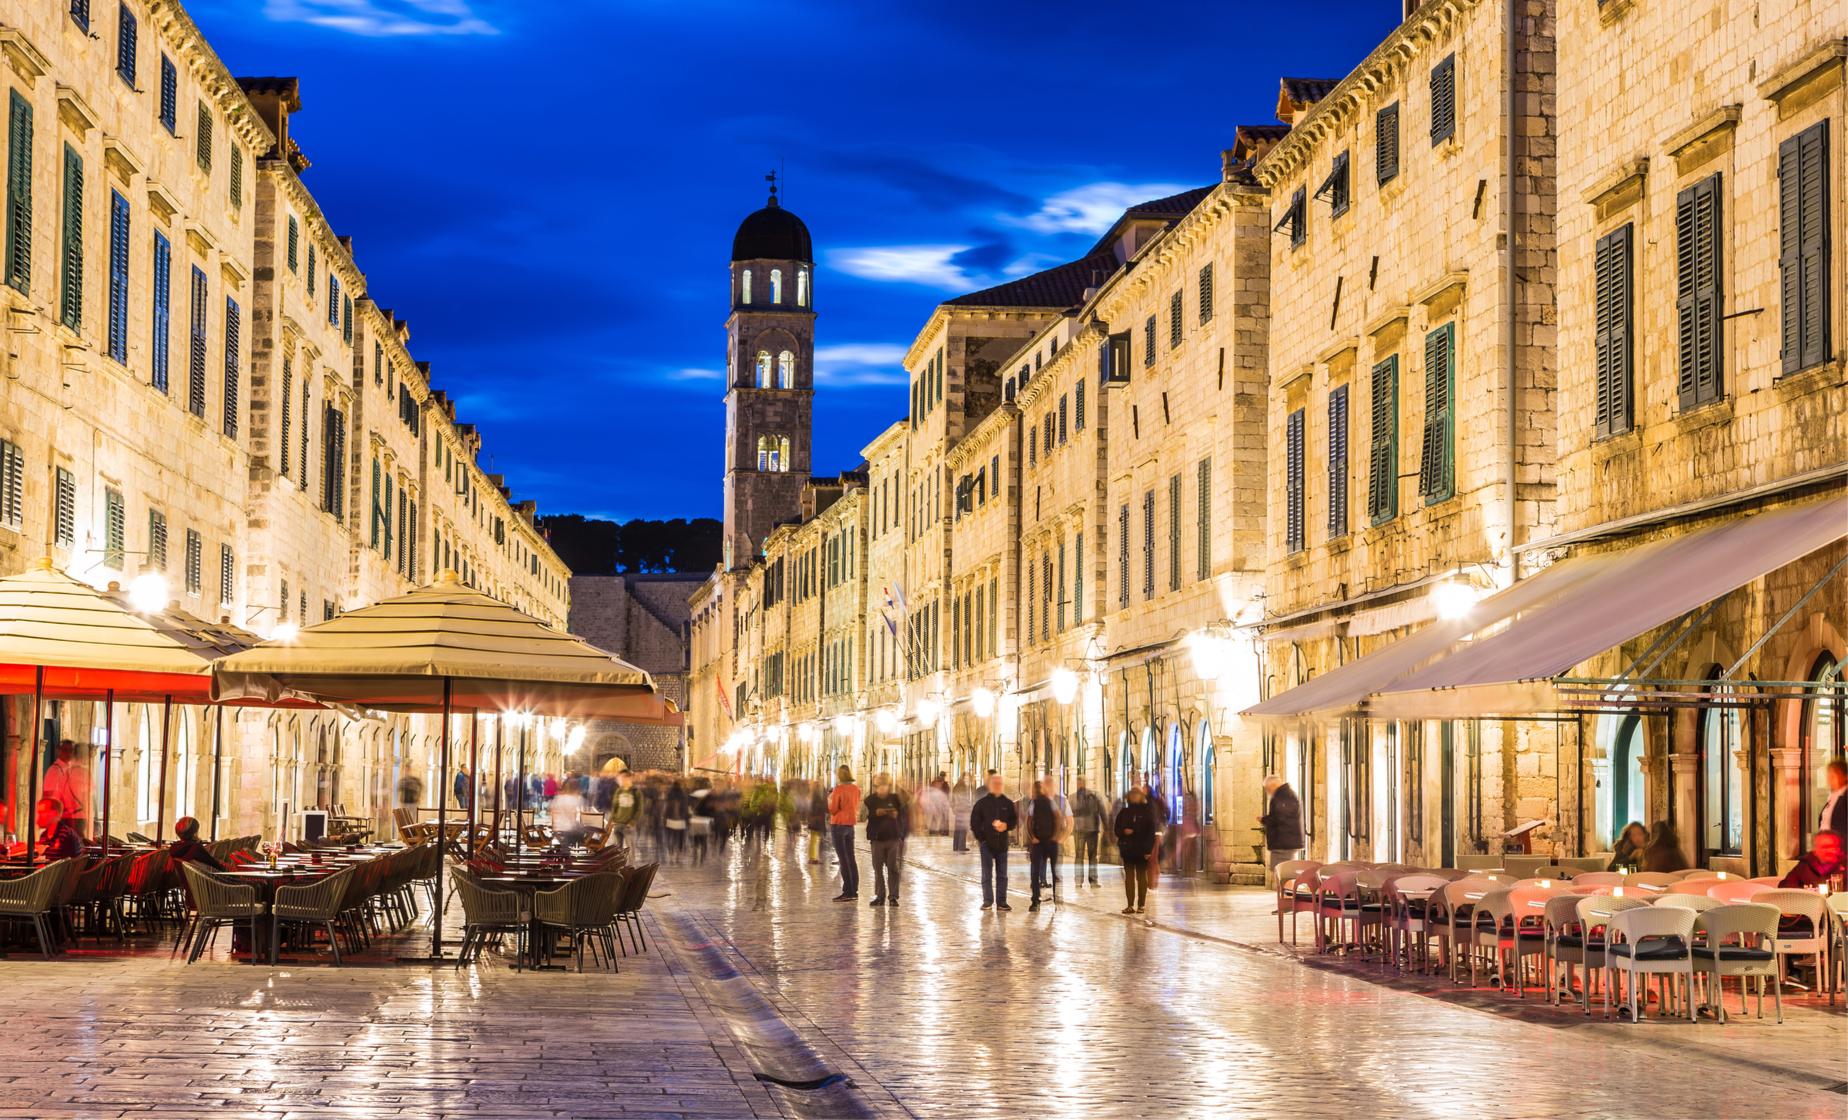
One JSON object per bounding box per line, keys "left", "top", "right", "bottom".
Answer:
{"left": 1669, "top": 394, "right": 1734, "bottom": 435}
{"left": 1772, "top": 356, "right": 1843, "bottom": 392}
{"left": 1589, "top": 426, "right": 1642, "bottom": 456}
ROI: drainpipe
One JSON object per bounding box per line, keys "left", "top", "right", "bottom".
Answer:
{"left": 1502, "top": 0, "right": 1522, "bottom": 576}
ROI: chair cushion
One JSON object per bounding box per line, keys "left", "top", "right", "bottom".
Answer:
{"left": 1553, "top": 934, "right": 1604, "bottom": 950}
{"left": 1692, "top": 946, "right": 1774, "bottom": 962}
{"left": 1608, "top": 937, "right": 1688, "bottom": 961}
{"left": 1320, "top": 898, "right": 1360, "bottom": 910}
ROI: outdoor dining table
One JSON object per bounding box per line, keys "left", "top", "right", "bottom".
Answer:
{"left": 478, "top": 871, "right": 596, "bottom": 970}
{"left": 222, "top": 865, "right": 339, "bottom": 964}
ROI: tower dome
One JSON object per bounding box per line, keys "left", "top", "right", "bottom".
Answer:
{"left": 731, "top": 185, "right": 812, "bottom": 263}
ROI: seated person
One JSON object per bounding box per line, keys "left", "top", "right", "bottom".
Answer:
{"left": 1779, "top": 830, "right": 1845, "bottom": 889}
{"left": 167, "top": 816, "right": 227, "bottom": 871}
{"left": 36, "top": 797, "right": 85, "bottom": 859}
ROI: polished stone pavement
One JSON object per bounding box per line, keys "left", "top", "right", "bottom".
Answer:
{"left": 0, "top": 838, "right": 1841, "bottom": 1119}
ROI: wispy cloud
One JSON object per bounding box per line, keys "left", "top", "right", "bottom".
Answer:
{"left": 664, "top": 366, "right": 724, "bottom": 382}
{"left": 1003, "top": 181, "right": 1193, "bottom": 236}
{"left": 828, "top": 245, "right": 980, "bottom": 290}
{"left": 814, "top": 344, "right": 907, "bottom": 388}
{"left": 263, "top": 0, "right": 498, "bottom": 37}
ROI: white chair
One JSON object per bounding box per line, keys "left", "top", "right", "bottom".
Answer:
{"left": 1655, "top": 892, "right": 1720, "bottom": 913}
{"left": 1692, "top": 903, "right": 1782, "bottom": 1023}
{"left": 1827, "top": 892, "right": 1848, "bottom": 1004}
{"left": 1606, "top": 905, "right": 1698, "bottom": 1023}
{"left": 1709, "top": 879, "right": 1774, "bottom": 904}
{"left": 1572, "top": 871, "right": 1626, "bottom": 889}
{"left": 1757, "top": 889, "right": 1833, "bottom": 997}
{"left": 1543, "top": 894, "right": 1591, "bottom": 1006}
{"left": 1275, "top": 859, "right": 1321, "bottom": 945}
{"left": 1314, "top": 869, "right": 1365, "bottom": 954}
{"left": 1495, "top": 885, "right": 1562, "bottom": 997}
{"left": 1574, "top": 894, "right": 1651, "bottom": 1017}
{"left": 1623, "top": 872, "right": 1680, "bottom": 894}
{"left": 1387, "top": 873, "right": 1450, "bottom": 975}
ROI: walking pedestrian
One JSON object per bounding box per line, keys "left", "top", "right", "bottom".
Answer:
{"left": 1070, "top": 776, "right": 1105, "bottom": 885}
{"left": 806, "top": 782, "right": 828, "bottom": 865}
{"left": 1026, "top": 778, "right": 1068, "bottom": 911}
{"left": 1258, "top": 774, "right": 1304, "bottom": 887}
{"left": 950, "top": 777, "right": 973, "bottom": 852}
{"left": 609, "top": 771, "right": 639, "bottom": 848}
{"left": 863, "top": 774, "right": 906, "bottom": 907}
{"left": 970, "top": 772, "right": 1017, "bottom": 911}
{"left": 828, "top": 766, "right": 862, "bottom": 901}
{"left": 663, "top": 779, "right": 690, "bottom": 863}
{"left": 1115, "top": 785, "right": 1157, "bottom": 915}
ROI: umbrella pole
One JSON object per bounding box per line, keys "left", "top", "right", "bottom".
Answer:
{"left": 515, "top": 723, "right": 528, "bottom": 856}
{"left": 492, "top": 718, "right": 504, "bottom": 847}
{"left": 432, "top": 678, "right": 452, "bottom": 959}
{"left": 100, "top": 689, "right": 114, "bottom": 857}
{"left": 24, "top": 667, "right": 43, "bottom": 861}
{"left": 155, "top": 696, "right": 172, "bottom": 844}
{"left": 468, "top": 712, "right": 480, "bottom": 843}
{"left": 209, "top": 705, "right": 224, "bottom": 841}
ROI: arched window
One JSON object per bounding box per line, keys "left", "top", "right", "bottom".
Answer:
{"left": 779, "top": 435, "right": 791, "bottom": 471}
{"left": 1169, "top": 722, "right": 1185, "bottom": 822}
{"left": 797, "top": 267, "right": 809, "bottom": 307}
{"left": 777, "top": 350, "right": 794, "bottom": 388}
{"left": 741, "top": 269, "right": 752, "bottom": 305}
{"left": 770, "top": 268, "right": 783, "bottom": 304}
{"left": 1804, "top": 654, "right": 1844, "bottom": 847}
{"left": 1699, "top": 668, "right": 1745, "bottom": 861}
{"left": 755, "top": 351, "right": 773, "bottom": 388}
{"left": 1198, "top": 720, "right": 1216, "bottom": 825}
{"left": 757, "top": 435, "right": 785, "bottom": 472}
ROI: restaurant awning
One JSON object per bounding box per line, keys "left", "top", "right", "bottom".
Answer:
{"left": 1369, "top": 493, "right": 1848, "bottom": 718}
{"left": 1243, "top": 493, "right": 1847, "bottom": 721}
{"left": 212, "top": 572, "right": 678, "bottom": 722}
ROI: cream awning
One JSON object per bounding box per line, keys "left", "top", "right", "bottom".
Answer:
{"left": 212, "top": 572, "right": 676, "bottom": 721}
{"left": 1369, "top": 494, "right": 1848, "bottom": 718}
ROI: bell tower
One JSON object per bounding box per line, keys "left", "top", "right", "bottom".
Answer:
{"left": 722, "top": 176, "right": 815, "bottom": 569}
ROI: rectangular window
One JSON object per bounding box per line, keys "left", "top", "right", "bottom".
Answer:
{"left": 1327, "top": 384, "right": 1350, "bottom": 537}
{"left": 107, "top": 190, "right": 129, "bottom": 362}
{"left": 1676, "top": 174, "right": 1723, "bottom": 410}
{"left": 1369, "top": 356, "right": 1399, "bottom": 523}
{"left": 1167, "top": 473, "right": 1182, "bottom": 591}
{"left": 147, "top": 508, "right": 166, "bottom": 568}
{"left": 1074, "top": 377, "right": 1086, "bottom": 431}
{"left": 1143, "top": 314, "right": 1156, "bottom": 367}
{"left": 1058, "top": 394, "right": 1068, "bottom": 444}
{"left": 228, "top": 145, "right": 242, "bottom": 210}
{"left": 1319, "top": 150, "right": 1351, "bottom": 217}
{"left": 1028, "top": 426, "right": 1037, "bottom": 467}
{"left": 158, "top": 55, "right": 176, "bottom": 134}
{"left": 328, "top": 274, "right": 340, "bottom": 325}
{"left": 1073, "top": 530, "right": 1084, "bottom": 624}
{"left": 1285, "top": 409, "right": 1305, "bottom": 553}
{"left": 195, "top": 101, "right": 211, "bottom": 172}
{"left": 54, "top": 466, "right": 76, "bottom": 547}
{"left": 1276, "top": 186, "right": 1307, "bottom": 248}
{"left": 279, "top": 357, "right": 291, "bottom": 476}
{"left": 1196, "top": 457, "right": 1211, "bottom": 580}
{"left": 222, "top": 296, "right": 239, "bottom": 438}
{"left": 370, "top": 459, "right": 382, "bottom": 550}
{"left": 286, "top": 214, "right": 298, "bottom": 272}
{"left": 1117, "top": 503, "right": 1130, "bottom": 609}
{"left": 988, "top": 576, "right": 998, "bottom": 654}
{"left": 1430, "top": 54, "right": 1456, "bottom": 145}
{"left": 183, "top": 529, "right": 201, "bottom": 594}
{"left": 187, "top": 265, "right": 207, "bottom": 417}
{"left": 219, "top": 543, "right": 234, "bottom": 606}
{"left": 116, "top": 5, "right": 137, "bottom": 86}
{"left": 1778, "top": 121, "right": 1830, "bottom": 374}
{"left": 104, "top": 487, "right": 123, "bottom": 568}
{"left": 1056, "top": 538, "right": 1066, "bottom": 632}
{"left": 1594, "top": 224, "right": 1634, "bottom": 437}
{"left": 59, "top": 144, "right": 82, "bottom": 330}
{"left": 0, "top": 438, "right": 22, "bottom": 529}
{"left": 72, "top": 1, "right": 91, "bottom": 31}
{"left": 307, "top": 243, "right": 315, "bottom": 291}
{"left": 1141, "top": 490, "right": 1155, "bottom": 599}
{"left": 299, "top": 382, "right": 310, "bottom": 492}
{"left": 1169, "top": 289, "right": 1183, "bottom": 349}
{"left": 1376, "top": 102, "right": 1400, "bottom": 185}
{"left": 1041, "top": 554, "right": 1052, "bottom": 642}
{"left": 322, "top": 405, "right": 346, "bottom": 517}
{"left": 1418, "top": 323, "right": 1455, "bottom": 503}
{"left": 1198, "top": 263, "right": 1214, "bottom": 323}
{"left": 4, "top": 91, "right": 32, "bottom": 293}
{"left": 342, "top": 293, "right": 353, "bottom": 342}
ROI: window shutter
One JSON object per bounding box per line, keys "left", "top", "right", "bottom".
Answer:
{"left": 104, "top": 488, "right": 124, "bottom": 568}
{"left": 1675, "top": 175, "right": 1723, "bottom": 409}
{"left": 1058, "top": 394, "right": 1068, "bottom": 444}
{"left": 220, "top": 543, "right": 234, "bottom": 606}
{"left": 54, "top": 466, "right": 75, "bottom": 546}
{"left": 1778, "top": 122, "right": 1830, "bottom": 374}
{"left": 1025, "top": 559, "right": 1035, "bottom": 645}
{"left": 59, "top": 144, "right": 82, "bottom": 330}
{"left": 228, "top": 145, "right": 242, "bottom": 209}
{"left": 1376, "top": 102, "right": 1399, "bottom": 184}
{"left": 1073, "top": 529, "right": 1084, "bottom": 623}
{"left": 188, "top": 265, "right": 207, "bottom": 416}
{"left": 1056, "top": 538, "right": 1067, "bottom": 631}
{"left": 222, "top": 296, "right": 239, "bottom": 438}
{"left": 1142, "top": 490, "right": 1156, "bottom": 598}
{"left": 342, "top": 293, "right": 353, "bottom": 342}
{"left": 1285, "top": 409, "right": 1305, "bottom": 553}
{"left": 299, "top": 382, "right": 310, "bottom": 491}
{"left": 151, "top": 231, "right": 170, "bottom": 391}
{"left": 1418, "top": 324, "right": 1455, "bottom": 503}
{"left": 307, "top": 243, "right": 315, "bottom": 290}
{"left": 1118, "top": 503, "right": 1130, "bottom": 609}
{"left": 147, "top": 508, "right": 166, "bottom": 568}
{"left": 369, "top": 458, "right": 381, "bottom": 548}
{"left": 1196, "top": 457, "right": 1211, "bottom": 579}
{"left": 328, "top": 274, "right": 340, "bottom": 325}
{"left": 1430, "top": 54, "right": 1456, "bottom": 145}
{"left": 1594, "top": 224, "right": 1633, "bottom": 436}
{"left": 116, "top": 5, "right": 137, "bottom": 86}
{"left": 1169, "top": 289, "right": 1183, "bottom": 349}
{"left": 1368, "top": 356, "right": 1398, "bottom": 523}
{"left": 287, "top": 214, "right": 298, "bottom": 271}
{"left": 158, "top": 55, "right": 176, "bottom": 133}
{"left": 1167, "top": 474, "right": 1182, "bottom": 591}
{"left": 279, "top": 357, "right": 291, "bottom": 475}
{"left": 1042, "top": 554, "right": 1052, "bottom": 641}
{"left": 1327, "top": 384, "right": 1349, "bottom": 537}
{"left": 4, "top": 91, "right": 32, "bottom": 293}
{"left": 184, "top": 529, "right": 201, "bottom": 594}
{"left": 1198, "top": 263, "right": 1214, "bottom": 323}
{"left": 108, "top": 190, "right": 129, "bottom": 362}
{"left": 0, "top": 439, "right": 22, "bottom": 529}
{"left": 195, "top": 101, "right": 212, "bottom": 171}
{"left": 1075, "top": 376, "right": 1086, "bottom": 430}
{"left": 1143, "top": 314, "right": 1156, "bottom": 366}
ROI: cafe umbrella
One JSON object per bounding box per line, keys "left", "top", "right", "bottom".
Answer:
{"left": 211, "top": 570, "right": 675, "bottom": 958}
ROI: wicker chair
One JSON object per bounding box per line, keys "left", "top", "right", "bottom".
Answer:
{"left": 0, "top": 859, "right": 79, "bottom": 958}
{"left": 178, "top": 863, "right": 267, "bottom": 964}
{"left": 452, "top": 869, "right": 527, "bottom": 970}
{"left": 534, "top": 875, "right": 622, "bottom": 972}
{"left": 272, "top": 867, "right": 356, "bottom": 965}
{"left": 613, "top": 862, "right": 658, "bottom": 955}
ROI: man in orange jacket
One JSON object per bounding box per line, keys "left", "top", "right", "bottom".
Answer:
{"left": 827, "top": 766, "right": 862, "bottom": 901}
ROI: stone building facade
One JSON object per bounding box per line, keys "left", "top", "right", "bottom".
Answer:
{"left": 568, "top": 573, "right": 699, "bottom": 773}
{"left": 0, "top": 3, "right": 570, "bottom": 846}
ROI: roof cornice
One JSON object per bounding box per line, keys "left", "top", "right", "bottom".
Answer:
{"left": 1252, "top": 0, "right": 1479, "bottom": 189}
{"left": 148, "top": 1, "right": 276, "bottom": 155}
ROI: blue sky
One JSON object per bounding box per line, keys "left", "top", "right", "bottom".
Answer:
{"left": 192, "top": 0, "right": 1400, "bottom": 521}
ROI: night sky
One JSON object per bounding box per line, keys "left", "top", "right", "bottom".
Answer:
{"left": 191, "top": 0, "right": 1400, "bottom": 521}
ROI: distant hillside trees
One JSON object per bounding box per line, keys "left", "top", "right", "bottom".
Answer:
{"left": 539, "top": 514, "right": 722, "bottom": 575}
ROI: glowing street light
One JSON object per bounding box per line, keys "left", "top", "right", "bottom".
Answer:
{"left": 564, "top": 725, "right": 586, "bottom": 755}
{"left": 270, "top": 620, "right": 301, "bottom": 643}
{"left": 127, "top": 572, "right": 169, "bottom": 614}
{"left": 1050, "top": 667, "right": 1079, "bottom": 706}
{"left": 875, "top": 708, "right": 899, "bottom": 735}
{"left": 1431, "top": 580, "right": 1481, "bottom": 621}
{"left": 971, "top": 687, "right": 996, "bottom": 719}
{"left": 832, "top": 714, "right": 854, "bottom": 737}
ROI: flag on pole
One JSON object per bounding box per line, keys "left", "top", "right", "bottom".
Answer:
{"left": 716, "top": 672, "right": 734, "bottom": 721}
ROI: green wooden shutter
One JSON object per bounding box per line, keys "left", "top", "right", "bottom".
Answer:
{"left": 1419, "top": 323, "right": 1455, "bottom": 503}
{"left": 4, "top": 91, "right": 32, "bottom": 293}
{"left": 195, "top": 101, "right": 211, "bottom": 171}
{"left": 1430, "top": 54, "right": 1456, "bottom": 145}
{"left": 1143, "top": 314, "right": 1156, "bottom": 366}
{"left": 1073, "top": 529, "right": 1084, "bottom": 623}
{"left": 158, "top": 55, "right": 176, "bottom": 132}
{"left": 1376, "top": 102, "right": 1400, "bottom": 184}
{"left": 1594, "top": 224, "right": 1633, "bottom": 436}
{"left": 0, "top": 439, "right": 22, "bottom": 529}
{"left": 1779, "top": 122, "right": 1830, "bottom": 374}
{"left": 108, "top": 190, "right": 129, "bottom": 362}
{"left": 1198, "top": 262, "right": 1214, "bottom": 323}
{"left": 147, "top": 508, "right": 166, "bottom": 567}
{"left": 1285, "top": 409, "right": 1305, "bottom": 553}
{"left": 188, "top": 265, "right": 207, "bottom": 416}
{"left": 104, "top": 487, "right": 124, "bottom": 568}
{"left": 1368, "top": 356, "right": 1398, "bottom": 523}
{"left": 287, "top": 214, "right": 298, "bottom": 271}
{"left": 1117, "top": 503, "right": 1130, "bottom": 608}
{"left": 1676, "top": 175, "right": 1723, "bottom": 409}
{"left": 1142, "top": 490, "right": 1156, "bottom": 598}
{"left": 1169, "top": 289, "right": 1183, "bottom": 348}
{"left": 1327, "top": 384, "right": 1349, "bottom": 537}
{"left": 1196, "top": 457, "right": 1211, "bottom": 579}
{"left": 222, "top": 296, "right": 239, "bottom": 438}
{"left": 151, "top": 230, "right": 169, "bottom": 390}
{"left": 369, "top": 457, "right": 381, "bottom": 548}
{"left": 54, "top": 466, "right": 75, "bottom": 546}
{"left": 228, "top": 145, "right": 242, "bottom": 209}
{"left": 59, "top": 143, "right": 82, "bottom": 329}
{"left": 1168, "top": 473, "right": 1182, "bottom": 591}
{"left": 279, "top": 357, "right": 291, "bottom": 475}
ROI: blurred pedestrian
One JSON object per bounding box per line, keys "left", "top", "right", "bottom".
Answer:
{"left": 970, "top": 772, "right": 1017, "bottom": 911}
{"left": 1608, "top": 820, "right": 1647, "bottom": 872}
{"left": 1259, "top": 774, "right": 1303, "bottom": 887}
{"left": 663, "top": 779, "right": 690, "bottom": 863}
{"left": 1070, "top": 776, "right": 1105, "bottom": 886}
{"left": 864, "top": 773, "right": 906, "bottom": 907}
{"left": 828, "top": 766, "right": 862, "bottom": 902}
{"left": 1026, "top": 778, "right": 1068, "bottom": 911}
{"left": 609, "top": 771, "right": 640, "bottom": 848}
{"left": 1779, "top": 830, "right": 1845, "bottom": 888}
{"left": 950, "top": 777, "right": 973, "bottom": 852}
{"left": 1115, "top": 785, "right": 1157, "bottom": 915}
{"left": 806, "top": 782, "right": 828, "bottom": 864}
{"left": 1640, "top": 820, "right": 1684, "bottom": 872}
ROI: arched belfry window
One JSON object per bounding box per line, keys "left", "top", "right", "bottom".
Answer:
{"left": 777, "top": 350, "right": 795, "bottom": 388}
{"left": 741, "top": 269, "right": 753, "bottom": 305}
{"left": 797, "top": 268, "right": 809, "bottom": 307}
{"left": 756, "top": 351, "right": 773, "bottom": 388}
{"left": 770, "top": 269, "right": 783, "bottom": 304}
{"left": 757, "top": 435, "right": 788, "bottom": 472}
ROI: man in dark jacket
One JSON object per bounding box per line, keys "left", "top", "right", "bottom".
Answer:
{"left": 168, "top": 816, "right": 227, "bottom": 871}
{"left": 1070, "top": 777, "right": 1106, "bottom": 886}
{"left": 34, "top": 798, "right": 84, "bottom": 859}
{"left": 862, "top": 774, "right": 907, "bottom": 907}
{"left": 1026, "top": 779, "right": 1067, "bottom": 911}
{"left": 969, "top": 773, "right": 1018, "bottom": 911}
{"left": 1114, "top": 787, "right": 1158, "bottom": 914}
{"left": 1259, "top": 775, "right": 1304, "bottom": 887}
